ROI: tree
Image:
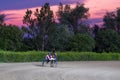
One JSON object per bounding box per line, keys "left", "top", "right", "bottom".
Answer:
{"left": 46, "top": 24, "right": 73, "bottom": 51}
{"left": 92, "top": 24, "right": 100, "bottom": 37}
{"left": 0, "top": 14, "right": 5, "bottom": 25}
{"left": 23, "top": 3, "right": 54, "bottom": 51}
{"left": 103, "top": 12, "right": 116, "bottom": 30}
{"left": 95, "top": 29, "right": 120, "bottom": 52}
{"left": 78, "top": 23, "right": 92, "bottom": 35}
{"left": 57, "top": 3, "right": 89, "bottom": 34}
{"left": 0, "top": 25, "right": 23, "bottom": 51}
{"left": 103, "top": 8, "right": 120, "bottom": 34}
{"left": 116, "top": 8, "right": 120, "bottom": 33}
{"left": 69, "top": 34, "right": 95, "bottom": 52}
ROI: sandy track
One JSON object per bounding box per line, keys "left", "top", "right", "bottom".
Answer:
{"left": 0, "top": 61, "right": 120, "bottom": 80}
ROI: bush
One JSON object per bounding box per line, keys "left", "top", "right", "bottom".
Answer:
{"left": 69, "top": 34, "right": 95, "bottom": 52}
{"left": 95, "top": 29, "right": 120, "bottom": 52}
{"left": 0, "top": 25, "right": 23, "bottom": 51}
{"left": 57, "top": 52, "right": 120, "bottom": 61}
{"left": 0, "top": 51, "right": 47, "bottom": 62}
{"left": 0, "top": 51, "right": 120, "bottom": 62}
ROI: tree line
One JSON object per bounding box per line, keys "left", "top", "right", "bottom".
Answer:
{"left": 0, "top": 3, "right": 120, "bottom": 53}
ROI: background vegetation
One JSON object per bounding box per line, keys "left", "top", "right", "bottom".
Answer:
{"left": 0, "top": 2, "right": 120, "bottom": 62}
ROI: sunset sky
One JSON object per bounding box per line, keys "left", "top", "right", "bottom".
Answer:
{"left": 0, "top": 0, "right": 120, "bottom": 26}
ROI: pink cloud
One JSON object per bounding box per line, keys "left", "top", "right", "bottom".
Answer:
{"left": 2, "top": 6, "right": 59, "bottom": 27}
{"left": 2, "top": 9, "right": 27, "bottom": 26}
{"left": 85, "top": 0, "right": 120, "bottom": 19}
{"left": 1, "top": 0, "right": 120, "bottom": 26}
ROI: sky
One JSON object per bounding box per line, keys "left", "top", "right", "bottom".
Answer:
{"left": 0, "top": 0, "right": 120, "bottom": 27}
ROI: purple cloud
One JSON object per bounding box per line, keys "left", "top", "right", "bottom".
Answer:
{"left": 0, "top": 0, "right": 85, "bottom": 10}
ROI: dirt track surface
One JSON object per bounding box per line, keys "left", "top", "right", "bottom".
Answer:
{"left": 0, "top": 61, "right": 120, "bottom": 80}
